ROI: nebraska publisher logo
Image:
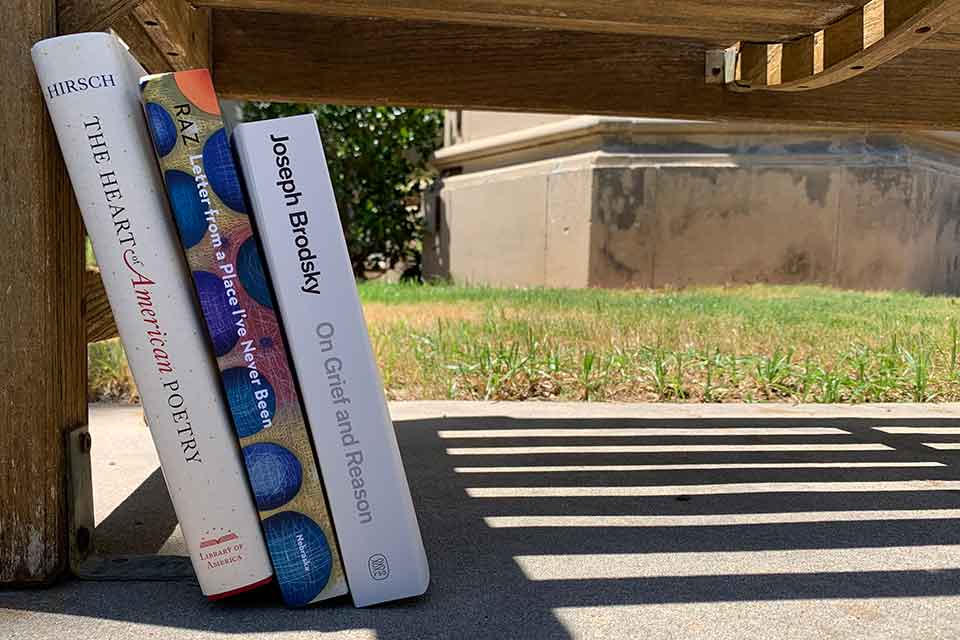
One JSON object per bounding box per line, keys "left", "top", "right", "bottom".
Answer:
{"left": 199, "top": 529, "right": 246, "bottom": 570}
{"left": 368, "top": 553, "right": 389, "bottom": 581}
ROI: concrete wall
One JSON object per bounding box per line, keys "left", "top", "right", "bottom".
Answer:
{"left": 444, "top": 110, "right": 568, "bottom": 146}
{"left": 426, "top": 113, "right": 960, "bottom": 294}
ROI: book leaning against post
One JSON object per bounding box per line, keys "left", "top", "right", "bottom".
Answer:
{"left": 233, "top": 114, "right": 430, "bottom": 607}
{"left": 140, "top": 70, "right": 349, "bottom": 607}
{"left": 31, "top": 32, "right": 273, "bottom": 600}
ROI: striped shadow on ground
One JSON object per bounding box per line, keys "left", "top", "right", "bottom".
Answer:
{"left": 439, "top": 415, "right": 960, "bottom": 608}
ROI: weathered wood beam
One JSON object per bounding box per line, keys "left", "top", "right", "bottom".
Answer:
{"left": 732, "top": 0, "right": 960, "bottom": 91}
{"left": 85, "top": 268, "right": 118, "bottom": 344}
{"left": 133, "top": 0, "right": 210, "bottom": 70}
{"left": 194, "top": 0, "right": 871, "bottom": 43}
{"left": 111, "top": 11, "right": 171, "bottom": 73}
{"left": 112, "top": 0, "right": 210, "bottom": 73}
{"left": 213, "top": 11, "right": 960, "bottom": 129}
{"left": 57, "top": 0, "right": 144, "bottom": 33}
{"left": 1, "top": 0, "right": 87, "bottom": 584}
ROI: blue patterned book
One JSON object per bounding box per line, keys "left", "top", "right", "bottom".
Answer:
{"left": 141, "top": 68, "right": 347, "bottom": 607}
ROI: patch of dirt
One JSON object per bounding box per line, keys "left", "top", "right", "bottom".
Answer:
{"left": 363, "top": 302, "right": 483, "bottom": 327}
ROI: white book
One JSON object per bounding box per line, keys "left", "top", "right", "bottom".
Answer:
{"left": 233, "top": 114, "right": 429, "bottom": 607}
{"left": 32, "top": 33, "right": 273, "bottom": 599}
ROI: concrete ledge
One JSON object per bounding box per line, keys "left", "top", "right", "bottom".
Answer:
{"left": 434, "top": 116, "right": 865, "bottom": 169}
{"left": 436, "top": 116, "right": 960, "bottom": 176}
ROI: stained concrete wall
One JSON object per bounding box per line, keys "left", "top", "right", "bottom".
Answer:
{"left": 426, "top": 113, "right": 960, "bottom": 294}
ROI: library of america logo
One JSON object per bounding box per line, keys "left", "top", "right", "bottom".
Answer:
{"left": 199, "top": 530, "right": 239, "bottom": 549}
{"left": 199, "top": 528, "right": 246, "bottom": 571}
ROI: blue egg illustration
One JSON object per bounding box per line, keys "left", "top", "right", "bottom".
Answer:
{"left": 193, "top": 270, "right": 239, "bottom": 356}
{"left": 243, "top": 443, "right": 303, "bottom": 511}
{"left": 164, "top": 170, "right": 208, "bottom": 248}
{"left": 145, "top": 102, "right": 176, "bottom": 157}
{"left": 262, "top": 511, "right": 333, "bottom": 607}
{"left": 236, "top": 238, "right": 273, "bottom": 309}
{"left": 203, "top": 127, "right": 247, "bottom": 214}
{"left": 222, "top": 366, "right": 276, "bottom": 438}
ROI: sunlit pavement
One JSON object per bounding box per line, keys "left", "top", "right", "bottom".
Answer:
{"left": 4, "top": 401, "right": 960, "bottom": 640}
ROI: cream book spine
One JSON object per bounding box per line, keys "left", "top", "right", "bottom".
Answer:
{"left": 32, "top": 32, "right": 273, "bottom": 599}
{"left": 233, "top": 114, "right": 429, "bottom": 607}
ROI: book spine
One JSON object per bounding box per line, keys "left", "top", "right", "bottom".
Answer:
{"left": 233, "top": 114, "right": 429, "bottom": 607}
{"left": 140, "top": 70, "right": 348, "bottom": 607}
{"left": 31, "top": 33, "right": 273, "bottom": 599}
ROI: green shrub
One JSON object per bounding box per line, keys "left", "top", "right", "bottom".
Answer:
{"left": 88, "top": 339, "right": 137, "bottom": 403}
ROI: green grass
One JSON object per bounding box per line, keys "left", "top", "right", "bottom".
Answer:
{"left": 87, "top": 339, "right": 137, "bottom": 402}
{"left": 88, "top": 282, "right": 960, "bottom": 403}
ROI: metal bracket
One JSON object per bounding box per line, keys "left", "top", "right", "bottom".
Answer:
{"left": 66, "top": 424, "right": 94, "bottom": 575}
{"left": 705, "top": 47, "right": 737, "bottom": 85}
{"left": 67, "top": 423, "right": 196, "bottom": 583}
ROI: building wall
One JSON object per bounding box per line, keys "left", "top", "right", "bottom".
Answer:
{"left": 444, "top": 110, "right": 568, "bottom": 146}
{"left": 426, "top": 113, "right": 960, "bottom": 294}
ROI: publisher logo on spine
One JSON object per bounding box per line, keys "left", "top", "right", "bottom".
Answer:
{"left": 199, "top": 529, "right": 247, "bottom": 571}
{"left": 368, "top": 554, "right": 389, "bottom": 581}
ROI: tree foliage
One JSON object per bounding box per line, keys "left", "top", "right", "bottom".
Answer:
{"left": 242, "top": 102, "right": 443, "bottom": 277}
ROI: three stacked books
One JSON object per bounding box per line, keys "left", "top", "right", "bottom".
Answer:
{"left": 32, "top": 32, "right": 428, "bottom": 608}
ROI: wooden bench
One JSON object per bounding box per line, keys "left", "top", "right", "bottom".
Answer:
{"left": 5, "top": 0, "right": 960, "bottom": 585}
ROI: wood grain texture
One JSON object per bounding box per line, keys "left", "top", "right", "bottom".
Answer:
{"left": 824, "top": 0, "right": 871, "bottom": 66}
{"left": 212, "top": 11, "right": 960, "bottom": 129}
{"left": 130, "top": 0, "right": 210, "bottom": 71}
{"left": 731, "top": 0, "right": 960, "bottom": 91}
{"left": 57, "top": 0, "right": 143, "bottom": 33}
{"left": 738, "top": 42, "right": 783, "bottom": 86}
{"left": 111, "top": 11, "right": 172, "bottom": 73}
{"left": 919, "top": 25, "right": 960, "bottom": 48}
{"left": 780, "top": 31, "right": 824, "bottom": 82}
{"left": 0, "top": 0, "right": 87, "bottom": 584}
{"left": 84, "top": 269, "right": 117, "bottom": 344}
{"left": 195, "top": 0, "right": 873, "bottom": 43}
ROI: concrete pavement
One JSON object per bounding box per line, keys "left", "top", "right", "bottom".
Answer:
{"left": 4, "top": 401, "right": 960, "bottom": 639}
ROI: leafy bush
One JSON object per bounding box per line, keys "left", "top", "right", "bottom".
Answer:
{"left": 241, "top": 103, "right": 443, "bottom": 277}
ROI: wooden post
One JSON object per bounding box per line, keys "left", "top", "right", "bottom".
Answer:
{"left": 0, "top": 0, "right": 87, "bottom": 583}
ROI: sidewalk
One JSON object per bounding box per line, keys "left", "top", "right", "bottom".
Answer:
{"left": 3, "top": 401, "right": 960, "bottom": 639}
